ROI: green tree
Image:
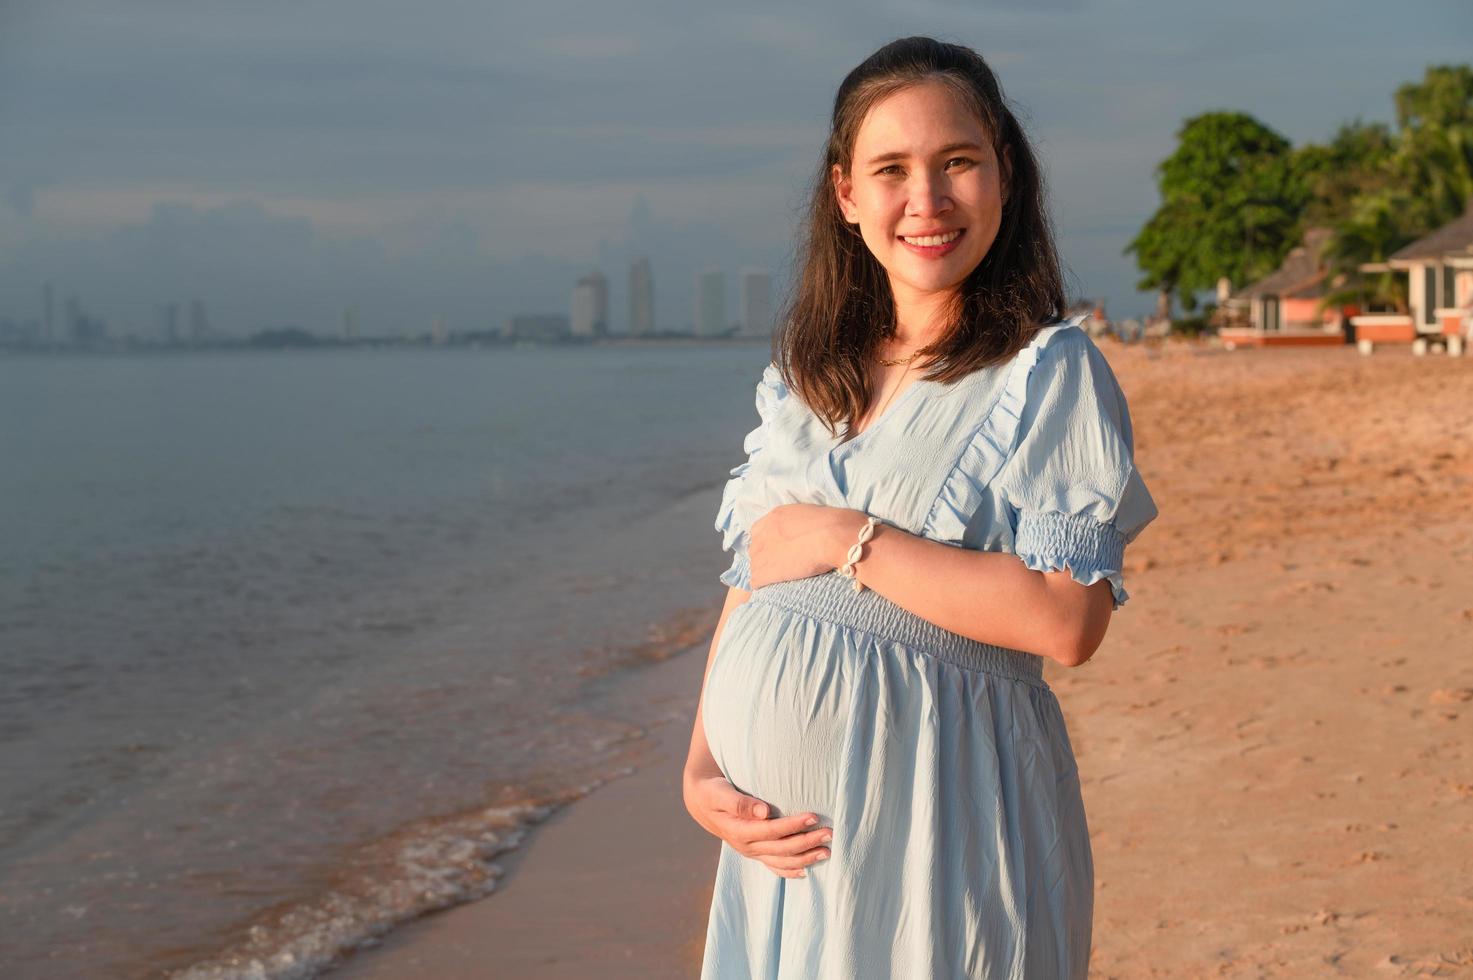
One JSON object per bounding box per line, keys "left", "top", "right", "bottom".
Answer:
{"left": 1127, "top": 112, "right": 1305, "bottom": 312}
{"left": 1321, "top": 65, "right": 1473, "bottom": 311}
{"left": 1293, "top": 120, "right": 1397, "bottom": 227}
{"left": 1321, "top": 189, "right": 1419, "bottom": 311}
{"left": 1393, "top": 64, "right": 1473, "bottom": 228}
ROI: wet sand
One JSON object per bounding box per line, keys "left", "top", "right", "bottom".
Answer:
{"left": 331, "top": 340, "right": 1473, "bottom": 978}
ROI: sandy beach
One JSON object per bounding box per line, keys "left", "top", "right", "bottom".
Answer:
{"left": 330, "top": 339, "right": 1473, "bottom": 978}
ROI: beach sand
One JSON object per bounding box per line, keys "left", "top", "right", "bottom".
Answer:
{"left": 331, "top": 341, "right": 1473, "bottom": 978}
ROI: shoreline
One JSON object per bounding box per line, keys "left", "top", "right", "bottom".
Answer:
{"left": 157, "top": 480, "right": 735, "bottom": 980}
{"left": 327, "top": 639, "right": 719, "bottom": 979}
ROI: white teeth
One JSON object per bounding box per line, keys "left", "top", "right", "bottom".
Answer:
{"left": 901, "top": 230, "right": 961, "bottom": 246}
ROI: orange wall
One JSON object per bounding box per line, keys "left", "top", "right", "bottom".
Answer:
{"left": 1283, "top": 298, "right": 1334, "bottom": 327}
{"left": 1353, "top": 319, "right": 1416, "bottom": 342}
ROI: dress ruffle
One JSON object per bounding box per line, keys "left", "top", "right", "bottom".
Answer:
{"left": 921, "top": 316, "right": 1085, "bottom": 546}
{"left": 715, "top": 363, "right": 787, "bottom": 591}
{"left": 1013, "top": 510, "right": 1130, "bottom": 609}
{"left": 919, "top": 313, "right": 1137, "bottom": 609}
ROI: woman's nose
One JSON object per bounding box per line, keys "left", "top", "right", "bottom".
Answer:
{"left": 906, "top": 174, "right": 952, "bottom": 216}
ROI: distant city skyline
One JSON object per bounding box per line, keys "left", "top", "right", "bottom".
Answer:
{"left": 0, "top": 1, "right": 1466, "bottom": 337}
{"left": 0, "top": 253, "right": 777, "bottom": 348}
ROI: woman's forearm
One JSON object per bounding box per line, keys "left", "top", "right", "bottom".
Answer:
{"left": 684, "top": 584, "right": 750, "bottom": 784}
{"left": 826, "top": 514, "right": 1113, "bottom": 667}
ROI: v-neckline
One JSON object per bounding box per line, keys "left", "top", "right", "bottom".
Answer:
{"left": 831, "top": 373, "right": 931, "bottom": 454}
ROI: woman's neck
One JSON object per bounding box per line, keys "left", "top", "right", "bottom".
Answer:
{"left": 889, "top": 284, "right": 957, "bottom": 348}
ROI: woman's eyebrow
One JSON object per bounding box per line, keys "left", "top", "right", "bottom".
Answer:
{"left": 864, "top": 141, "right": 985, "bottom": 166}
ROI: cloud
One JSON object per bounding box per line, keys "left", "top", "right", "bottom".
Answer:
{"left": 532, "top": 33, "right": 643, "bottom": 59}
{"left": 5, "top": 180, "right": 37, "bottom": 218}
{"left": 0, "top": 0, "right": 1467, "bottom": 325}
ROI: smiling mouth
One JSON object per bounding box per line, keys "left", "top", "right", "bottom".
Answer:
{"left": 897, "top": 228, "right": 964, "bottom": 246}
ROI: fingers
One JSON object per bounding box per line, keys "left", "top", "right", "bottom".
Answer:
{"left": 727, "top": 810, "right": 834, "bottom": 879}
{"left": 746, "top": 824, "right": 833, "bottom": 880}
{"left": 702, "top": 785, "right": 836, "bottom": 878}
{"left": 729, "top": 808, "right": 817, "bottom": 843}
{"left": 744, "top": 824, "right": 832, "bottom": 861}
{"left": 760, "top": 846, "right": 831, "bottom": 877}
{"left": 709, "top": 782, "right": 772, "bottom": 822}
{"left": 711, "top": 785, "right": 808, "bottom": 835}
{"left": 697, "top": 780, "right": 821, "bottom": 844}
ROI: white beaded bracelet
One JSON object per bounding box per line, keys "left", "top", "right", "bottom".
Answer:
{"left": 837, "top": 516, "right": 881, "bottom": 593}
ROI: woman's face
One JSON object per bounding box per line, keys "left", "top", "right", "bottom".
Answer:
{"left": 832, "top": 80, "right": 1010, "bottom": 310}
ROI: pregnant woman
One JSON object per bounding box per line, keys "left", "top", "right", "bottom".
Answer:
{"left": 683, "top": 36, "right": 1158, "bottom": 979}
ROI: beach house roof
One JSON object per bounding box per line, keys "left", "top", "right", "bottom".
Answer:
{"left": 1231, "top": 227, "right": 1334, "bottom": 300}
{"left": 1388, "top": 200, "right": 1473, "bottom": 263}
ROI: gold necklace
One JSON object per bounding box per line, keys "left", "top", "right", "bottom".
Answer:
{"left": 876, "top": 331, "right": 928, "bottom": 366}
{"left": 858, "top": 359, "right": 915, "bottom": 436}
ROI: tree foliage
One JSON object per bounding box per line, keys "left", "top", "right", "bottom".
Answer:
{"left": 1292, "top": 120, "right": 1397, "bottom": 227}
{"left": 1392, "top": 64, "right": 1473, "bottom": 229}
{"left": 1126, "top": 112, "right": 1304, "bottom": 311}
{"left": 1323, "top": 65, "right": 1473, "bottom": 310}
{"left": 1130, "top": 65, "right": 1473, "bottom": 316}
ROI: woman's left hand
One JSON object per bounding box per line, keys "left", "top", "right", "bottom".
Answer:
{"left": 747, "top": 503, "right": 867, "bottom": 591}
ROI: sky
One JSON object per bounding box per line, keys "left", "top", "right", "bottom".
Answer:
{"left": 0, "top": 0, "right": 1469, "bottom": 338}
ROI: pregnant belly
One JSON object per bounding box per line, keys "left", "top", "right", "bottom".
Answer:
{"left": 701, "top": 600, "right": 855, "bottom": 822}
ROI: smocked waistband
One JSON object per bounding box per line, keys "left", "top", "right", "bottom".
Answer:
{"left": 748, "top": 571, "right": 1049, "bottom": 689}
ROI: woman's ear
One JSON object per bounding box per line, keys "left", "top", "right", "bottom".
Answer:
{"left": 831, "top": 163, "right": 859, "bottom": 224}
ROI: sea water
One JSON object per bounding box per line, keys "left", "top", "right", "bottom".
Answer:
{"left": 0, "top": 341, "right": 770, "bottom": 978}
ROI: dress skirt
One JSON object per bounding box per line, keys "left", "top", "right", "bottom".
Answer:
{"left": 700, "top": 570, "right": 1093, "bottom": 980}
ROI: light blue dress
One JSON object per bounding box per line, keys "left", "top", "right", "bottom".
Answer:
{"left": 700, "top": 315, "right": 1159, "bottom": 979}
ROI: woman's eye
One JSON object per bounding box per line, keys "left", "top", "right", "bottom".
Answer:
{"left": 876, "top": 158, "right": 974, "bottom": 176}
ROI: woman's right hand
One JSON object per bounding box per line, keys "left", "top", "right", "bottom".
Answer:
{"left": 682, "top": 771, "right": 833, "bottom": 879}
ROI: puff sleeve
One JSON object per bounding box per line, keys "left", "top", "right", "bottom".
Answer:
{"left": 990, "top": 331, "right": 1158, "bottom": 609}
{"left": 714, "top": 362, "right": 786, "bottom": 591}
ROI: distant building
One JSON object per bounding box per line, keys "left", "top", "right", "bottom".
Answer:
{"left": 0, "top": 315, "right": 40, "bottom": 347}
{"left": 1392, "top": 201, "right": 1473, "bottom": 329}
{"left": 65, "top": 294, "right": 107, "bottom": 346}
{"left": 739, "top": 268, "right": 773, "bottom": 337}
{"left": 696, "top": 268, "right": 725, "bottom": 337}
{"left": 571, "top": 271, "right": 609, "bottom": 337}
{"left": 1221, "top": 227, "right": 1345, "bottom": 348}
{"left": 189, "top": 299, "right": 211, "bottom": 341}
{"left": 629, "top": 257, "right": 655, "bottom": 336}
{"left": 1349, "top": 201, "right": 1473, "bottom": 351}
{"left": 506, "top": 314, "right": 571, "bottom": 342}
{"left": 341, "top": 307, "right": 359, "bottom": 342}
{"left": 161, "top": 301, "right": 180, "bottom": 344}
{"left": 42, "top": 282, "right": 54, "bottom": 344}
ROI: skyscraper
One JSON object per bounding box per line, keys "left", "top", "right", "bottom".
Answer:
{"left": 739, "top": 268, "right": 773, "bottom": 337}
{"left": 162, "top": 301, "right": 180, "bottom": 343}
{"left": 571, "top": 271, "right": 609, "bottom": 337}
{"left": 696, "top": 268, "right": 725, "bottom": 337}
{"left": 42, "top": 282, "right": 54, "bottom": 344}
{"left": 629, "top": 257, "right": 655, "bottom": 336}
{"left": 189, "top": 299, "right": 210, "bottom": 341}
{"left": 65, "top": 294, "right": 81, "bottom": 344}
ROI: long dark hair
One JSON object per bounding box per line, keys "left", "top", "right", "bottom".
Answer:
{"left": 774, "top": 35, "right": 1066, "bottom": 441}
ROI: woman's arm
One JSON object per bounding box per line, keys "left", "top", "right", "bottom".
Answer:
{"left": 746, "top": 503, "right": 1113, "bottom": 668}
{"left": 824, "top": 511, "right": 1113, "bottom": 667}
